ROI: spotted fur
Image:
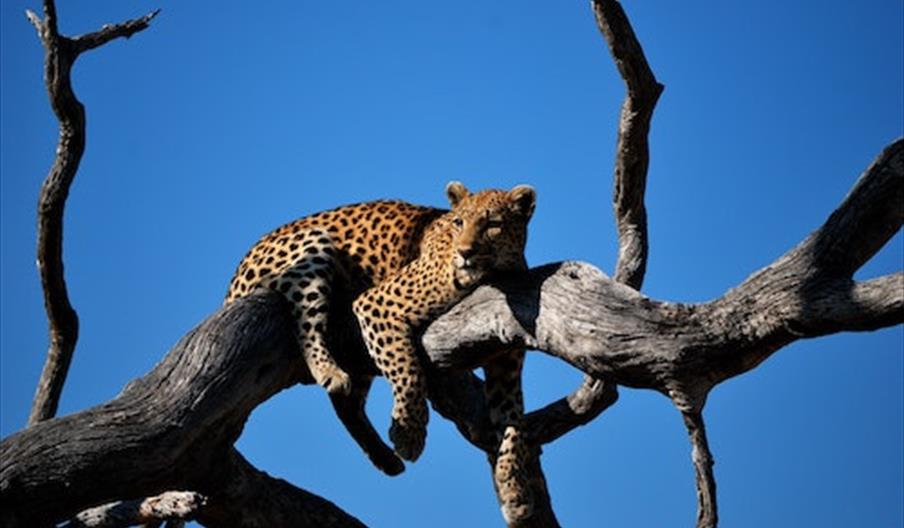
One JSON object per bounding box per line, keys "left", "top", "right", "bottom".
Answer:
{"left": 226, "top": 182, "right": 535, "bottom": 508}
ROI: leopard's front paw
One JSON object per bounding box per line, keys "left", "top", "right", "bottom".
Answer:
{"left": 389, "top": 418, "right": 426, "bottom": 462}
{"left": 318, "top": 365, "right": 352, "bottom": 396}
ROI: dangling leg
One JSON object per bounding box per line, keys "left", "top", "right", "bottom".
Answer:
{"left": 273, "top": 232, "right": 351, "bottom": 395}
{"left": 484, "top": 348, "right": 533, "bottom": 524}
{"left": 352, "top": 285, "right": 428, "bottom": 462}
{"left": 329, "top": 375, "right": 405, "bottom": 476}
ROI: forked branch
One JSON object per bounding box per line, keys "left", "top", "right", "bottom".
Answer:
{"left": 25, "top": 0, "right": 159, "bottom": 426}
{"left": 423, "top": 138, "right": 904, "bottom": 527}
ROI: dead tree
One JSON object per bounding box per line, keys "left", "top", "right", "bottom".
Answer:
{"left": 1, "top": 1, "right": 900, "bottom": 527}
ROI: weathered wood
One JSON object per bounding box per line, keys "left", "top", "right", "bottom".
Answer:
{"left": 421, "top": 140, "right": 901, "bottom": 527}
{"left": 1, "top": 294, "right": 363, "bottom": 528}
{"left": 63, "top": 491, "right": 206, "bottom": 528}
{"left": 423, "top": 141, "right": 903, "bottom": 400}
{"left": 593, "top": 0, "right": 663, "bottom": 291}
{"left": 683, "top": 412, "right": 717, "bottom": 528}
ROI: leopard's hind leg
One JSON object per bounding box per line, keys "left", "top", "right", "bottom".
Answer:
{"left": 271, "top": 229, "right": 351, "bottom": 395}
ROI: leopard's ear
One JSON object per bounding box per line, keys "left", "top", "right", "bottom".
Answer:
{"left": 509, "top": 184, "right": 536, "bottom": 219}
{"left": 445, "top": 181, "right": 470, "bottom": 207}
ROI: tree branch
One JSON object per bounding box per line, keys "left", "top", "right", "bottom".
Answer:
{"left": 73, "top": 9, "right": 161, "bottom": 55}
{"left": 593, "top": 0, "right": 663, "bottom": 290}
{"left": 422, "top": 116, "right": 900, "bottom": 528}
{"left": 1, "top": 294, "right": 363, "bottom": 528}
{"left": 804, "top": 139, "right": 903, "bottom": 276}
{"left": 524, "top": 375, "right": 618, "bottom": 446}
{"left": 798, "top": 273, "right": 904, "bottom": 334}
{"left": 682, "top": 412, "right": 717, "bottom": 528}
{"left": 422, "top": 139, "right": 904, "bottom": 393}
{"left": 24, "top": 0, "right": 159, "bottom": 426}
{"left": 63, "top": 492, "right": 206, "bottom": 528}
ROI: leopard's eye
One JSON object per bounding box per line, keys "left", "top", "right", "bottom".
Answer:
{"left": 452, "top": 216, "right": 464, "bottom": 228}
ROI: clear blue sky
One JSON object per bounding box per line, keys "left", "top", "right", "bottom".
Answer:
{"left": 1, "top": 1, "right": 902, "bottom": 526}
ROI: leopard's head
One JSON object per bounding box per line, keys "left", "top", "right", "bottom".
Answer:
{"left": 445, "top": 181, "right": 536, "bottom": 288}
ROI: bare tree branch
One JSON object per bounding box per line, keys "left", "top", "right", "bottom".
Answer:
{"left": 1, "top": 294, "right": 363, "bottom": 528}
{"left": 593, "top": 0, "right": 663, "bottom": 290}
{"left": 24, "top": 0, "right": 159, "bottom": 426}
{"left": 682, "top": 412, "right": 717, "bottom": 528}
{"left": 420, "top": 139, "right": 902, "bottom": 527}
{"left": 63, "top": 492, "right": 206, "bottom": 528}
{"left": 423, "top": 139, "right": 903, "bottom": 393}
{"left": 524, "top": 374, "right": 618, "bottom": 446}
{"left": 72, "top": 10, "right": 161, "bottom": 54}
{"left": 803, "top": 139, "right": 904, "bottom": 276}
{"left": 797, "top": 273, "right": 904, "bottom": 334}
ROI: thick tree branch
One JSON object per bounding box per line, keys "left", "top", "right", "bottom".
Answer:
{"left": 422, "top": 138, "right": 904, "bottom": 408}
{"left": 422, "top": 138, "right": 902, "bottom": 525}
{"left": 1, "top": 294, "right": 363, "bottom": 528}
{"left": 24, "top": 0, "right": 159, "bottom": 426}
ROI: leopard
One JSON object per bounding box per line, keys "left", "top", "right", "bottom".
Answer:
{"left": 225, "top": 181, "right": 536, "bottom": 520}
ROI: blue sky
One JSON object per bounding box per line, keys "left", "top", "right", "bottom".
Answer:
{"left": 1, "top": 1, "right": 902, "bottom": 526}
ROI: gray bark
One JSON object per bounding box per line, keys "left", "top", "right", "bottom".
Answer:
{"left": 423, "top": 138, "right": 903, "bottom": 527}
{"left": 64, "top": 492, "right": 206, "bottom": 528}
{"left": 1, "top": 294, "right": 365, "bottom": 528}
{"left": 423, "top": 140, "right": 903, "bottom": 406}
